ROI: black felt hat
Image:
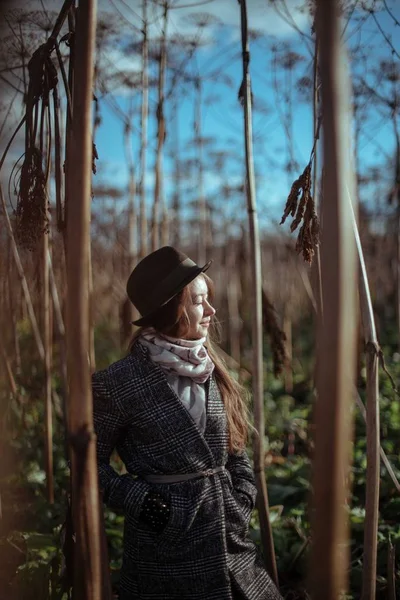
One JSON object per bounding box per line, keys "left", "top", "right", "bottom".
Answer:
{"left": 126, "top": 246, "right": 212, "bottom": 326}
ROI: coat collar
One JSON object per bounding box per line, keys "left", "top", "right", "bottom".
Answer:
{"left": 129, "top": 341, "right": 227, "bottom": 467}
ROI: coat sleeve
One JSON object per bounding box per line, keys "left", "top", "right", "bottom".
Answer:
{"left": 92, "top": 372, "right": 150, "bottom": 518}
{"left": 226, "top": 448, "right": 257, "bottom": 510}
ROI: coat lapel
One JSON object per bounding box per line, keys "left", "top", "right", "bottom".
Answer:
{"left": 130, "top": 342, "right": 221, "bottom": 470}
{"left": 203, "top": 375, "right": 229, "bottom": 466}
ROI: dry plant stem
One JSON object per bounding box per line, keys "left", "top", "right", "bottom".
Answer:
{"left": 227, "top": 242, "right": 241, "bottom": 366}
{"left": 52, "top": 87, "right": 64, "bottom": 229}
{"left": 172, "top": 101, "right": 182, "bottom": 247}
{"left": 7, "top": 250, "right": 22, "bottom": 376}
{"left": 283, "top": 310, "right": 293, "bottom": 393}
{"left": 64, "top": 0, "right": 104, "bottom": 597}
{"left": 362, "top": 345, "right": 379, "bottom": 600}
{"left": 387, "top": 538, "right": 396, "bottom": 600}
{"left": 238, "top": 0, "right": 278, "bottom": 587}
{"left": 354, "top": 392, "right": 400, "bottom": 493}
{"left": 48, "top": 251, "right": 65, "bottom": 336}
{"left": 48, "top": 249, "right": 69, "bottom": 451}
{"left": 1, "top": 186, "right": 45, "bottom": 362}
{"left": 1, "top": 346, "right": 18, "bottom": 397}
{"left": 0, "top": 115, "right": 26, "bottom": 172}
{"left": 151, "top": 1, "right": 168, "bottom": 252}
{"left": 310, "top": 2, "right": 358, "bottom": 598}
{"left": 43, "top": 124, "right": 54, "bottom": 505}
{"left": 42, "top": 188, "right": 54, "bottom": 504}
{"left": 63, "top": 6, "right": 76, "bottom": 252}
{"left": 297, "top": 263, "right": 318, "bottom": 313}
{"left": 161, "top": 195, "right": 169, "bottom": 247}
{"left": 302, "top": 260, "right": 398, "bottom": 493}
{"left": 139, "top": 0, "right": 149, "bottom": 259}
{"left": 123, "top": 117, "right": 139, "bottom": 333}
{"left": 312, "top": 35, "right": 323, "bottom": 320}
{"left": 397, "top": 203, "right": 400, "bottom": 353}
{"left": 195, "top": 78, "right": 206, "bottom": 264}
{"left": 47, "top": 0, "right": 75, "bottom": 48}
{"left": 347, "top": 191, "right": 380, "bottom": 600}
{"left": 125, "top": 123, "right": 137, "bottom": 274}
{"left": 88, "top": 242, "right": 96, "bottom": 373}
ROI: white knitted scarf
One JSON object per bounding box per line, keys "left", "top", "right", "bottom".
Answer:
{"left": 139, "top": 328, "right": 215, "bottom": 433}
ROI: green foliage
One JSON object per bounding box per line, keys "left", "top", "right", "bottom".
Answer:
{"left": 2, "top": 325, "right": 400, "bottom": 599}
{"left": 252, "top": 345, "right": 400, "bottom": 599}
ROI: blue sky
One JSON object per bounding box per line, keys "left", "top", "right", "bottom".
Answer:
{"left": 93, "top": 1, "right": 316, "bottom": 229}
{"left": 91, "top": 0, "right": 400, "bottom": 233}
{"left": 1, "top": 0, "right": 399, "bottom": 237}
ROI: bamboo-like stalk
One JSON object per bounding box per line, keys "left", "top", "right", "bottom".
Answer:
{"left": 297, "top": 242, "right": 399, "bottom": 497}
{"left": 64, "top": 0, "right": 103, "bottom": 597}
{"left": 354, "top": 392, "right": 399, "bottom": 493}
{"left": 7, "top": 249, "right": 22, "bottom": 376}
{"left": 161, "top": 196, "right": 169, "bottom": 247}
{"left": 298, "top": 221, "right": 398, "bottom": 500}
{"left": 347, "top": 192, "right": 380, "bottom": 600}
{"left": 125, "top": 124, "right": 137, "bottom": 272}
{"left": 151, "top": 1, "right": 168, "bottom": 252}
{"left": 283, "top": 309, "right": 293, "bottom": 394}
{"left": 48, "top": 250, "right": 65, "bottom": 337}
{"left": 88, "top": 241, "right": 96, "bottom": 373}
{"left": 42, "top": 193, "right": 54, "bottom": 505}
{"left": 227, "top": 241, "right": 241, "bottom": 366}
{"left": 122, "top": 114, "right": 138, "bottom": 341}
{"left": 48, "top": 249, "right": 69, "bottom": 446}
{"left": 238, "top": 0, "right": 278, "bottom": 586}
{"left": 1, "top": 346, "right": 18, "bottom": 398}
{"left": 42, "top": 119, "right": 54, "bottom": 504}
{"left": 395, "top": 128, "right": 400, "bottom": 352}
{"left": 312, "top": 33, "right": 324, "bottom": 321}
{"left": 139, "top": 0, "right": 149, "bottom": 259}
{"left": 310, "top": 2, "right": 358, "bottom": 598}
{"left": 194, "top": 77, "right": 206, "bottom": 264}
{"left": 387, "top": 537, "right": 396, "bottom": 600}
{"left": 172, "top": 100, "right": 181, "bottom": 248}
{"left": 63, "top": 5, "right": 76, "bottom": 253}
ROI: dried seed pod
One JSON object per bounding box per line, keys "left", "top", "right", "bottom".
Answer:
{"left": 291, "top": 164, "right": 312, "bottom": 232}
{"left": 280, "top": 175, "right": 303, "bottom": 225}
{"left": 262, "top": 288, "right": 288, "bottom": 377}
{"left": 16, "top": 147, "right": 49, "bottom": 251}
{"left": 281, "top": 162, "right": 320, "bottom": 264}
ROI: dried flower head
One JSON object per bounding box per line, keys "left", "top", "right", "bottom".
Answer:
{"left": 92, "top": 142, "right": 99, "bottom": 175}
{"left": 15, "top": 147, "right": 49, "bottom": 251}
{"left": 280, "top": 162, "right": 320, "bottom": 264}
{"left": 262, "top": 288, "right": 288, "bottom": 378}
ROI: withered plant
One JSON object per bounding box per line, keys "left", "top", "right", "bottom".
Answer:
{"left": 310, "top": 3, "right": 358, "bottom": 598}
{"left": 238, "top": 0, "right": 279, "bottom": 588}
{"left": 261, "top": 288, "right": 287, "bottom": 378}
{"left": 280, "top": 159, "right": 320, "bottom": 264}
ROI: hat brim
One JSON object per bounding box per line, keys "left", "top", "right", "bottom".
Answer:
{"left": 132, "top": 259, "right": 212, "bottom": 326}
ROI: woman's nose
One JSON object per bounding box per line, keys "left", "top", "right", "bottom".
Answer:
{"left": 205, "top": 301, "right": 216, "bottom": 316}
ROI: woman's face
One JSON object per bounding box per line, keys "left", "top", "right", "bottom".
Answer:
{"left": 182, "top": 275, "right": 216, "bottom": 340}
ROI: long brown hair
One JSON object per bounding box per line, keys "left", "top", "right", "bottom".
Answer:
{"left": 128, "top": 273, "right": 250, "bottom": 452}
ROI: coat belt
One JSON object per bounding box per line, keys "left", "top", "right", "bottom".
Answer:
{"left": 143, "top": 465, "right": 225, "bottom": 484}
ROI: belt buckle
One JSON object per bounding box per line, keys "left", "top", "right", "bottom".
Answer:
{"left": 202, "top": 468, "right": 214, "bottom": 477}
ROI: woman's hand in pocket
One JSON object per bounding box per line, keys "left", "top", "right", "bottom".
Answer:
{"left": 139, "top": 490, "right": 171, "bottom": 533}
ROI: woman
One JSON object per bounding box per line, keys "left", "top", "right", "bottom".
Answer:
{"left": 93, "top": 246, "right": 282, "bottom": 600}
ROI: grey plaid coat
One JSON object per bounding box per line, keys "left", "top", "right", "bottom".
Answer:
{"left": 93, "top": 342, "right": 282, "bottom": 600}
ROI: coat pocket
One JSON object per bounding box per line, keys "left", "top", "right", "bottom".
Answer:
{"left": 232, "top": 489, "right": 253, "bottom": 523}
{"left": 157, "top": 490, "right": 189, "bottom": 550}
